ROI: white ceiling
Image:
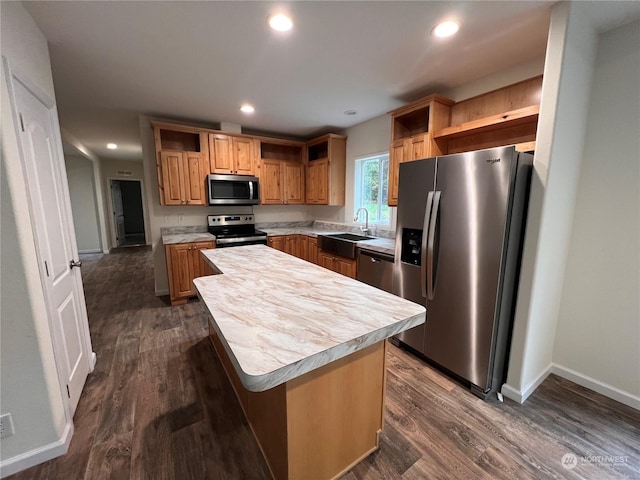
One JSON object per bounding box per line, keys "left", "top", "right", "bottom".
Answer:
{"left": 23, "top": 1, "right": 639, "bottom": 162}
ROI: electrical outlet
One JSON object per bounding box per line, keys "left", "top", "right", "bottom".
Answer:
{"left": 178, "top": 214, "right": 184, "bottom": 223}
{"left": 0, "top": 413, "right": 15, "bottom": 439}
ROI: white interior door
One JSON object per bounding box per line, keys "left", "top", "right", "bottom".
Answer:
{"left": 111, "top": 180, "right": 125, "bottom": 246}
{"left": 13, "top": 77, "right": 93, "bottom": 415}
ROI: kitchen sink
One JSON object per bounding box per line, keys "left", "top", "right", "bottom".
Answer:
{"left": 318, "top": 233, "right": 375, "bottom": 259}
{"left": 324, "top": 233, "right": 375, "bottom": 242}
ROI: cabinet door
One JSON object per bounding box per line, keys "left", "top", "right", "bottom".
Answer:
{"left": 268, "top": 236, "right": 285, "bottom": 251}
{"left": 161, "top": 151, "right": 185, "bottom": 205}
{"left": 168, "top": 244, "right": 194, "bottom": 299}
{"left": 318, "top": 251, "right": 335, "bottom": 271}
{"left": 209, "top": 134, "right": 234, "bottom": 174}
{"left": 315, "top": 159, "right": 329, "bottom": 204}
{"left": 308, "top": 237, "right": 318, "bottom": 264}
{"left": 388, "top": 140, "right": 408, "bottom": 206}
{"left": 306, "top": 163, "right": 318, "bottom": 203}
{"left": 233, "top": 137, "right": 257, "bottom": 175}
{"left": 335, "top": 257, "right": 357, "bottom": 279}
{"left": 410, "top": 133, "right": 431, "bottom": 161}
{"left": 183, "top": 152, "right": 207, "bottom": 205}
{"left": 298, "top": 235, "right": 309, "bottom": 261}
{"left": 284, "top": 235, "right": 299, "bottom": 257}
{"left": 193, "top": 241, "right": 215, "bottom": 277}
{"left": 284, "top": 162, "right": 305, "bottom": 204}
{"left": 261, "top": 159, "right": 283, "bottom": 204}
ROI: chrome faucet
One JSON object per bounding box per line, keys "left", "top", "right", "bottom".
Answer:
{"left": 354, "top": 207, "right": 369, "bottom": 234}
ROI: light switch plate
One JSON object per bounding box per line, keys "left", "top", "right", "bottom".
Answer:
{"left": 0, "top": 413, "right": 15, "bottom": 438}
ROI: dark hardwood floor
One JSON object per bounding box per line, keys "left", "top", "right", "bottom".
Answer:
{"left": 9, "top": 247, "right": 640, "bottom": 479}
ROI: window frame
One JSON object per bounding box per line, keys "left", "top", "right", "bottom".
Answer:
{"left": 353, "top": 152, "right": 391, "bottom": 227}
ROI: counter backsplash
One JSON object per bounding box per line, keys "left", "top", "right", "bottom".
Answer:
{"left": 161, "top": 225, "right": 209, "bottom": 235}
{"left": 255, "top": 221, "right": 395, "bottom": 239}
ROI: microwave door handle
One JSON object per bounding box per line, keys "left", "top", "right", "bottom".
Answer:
{"left": 421, "top": 191, "right": 434, "bottom": 299}
{"left": 249, "top": 181, "right": 254, "bottom": 199}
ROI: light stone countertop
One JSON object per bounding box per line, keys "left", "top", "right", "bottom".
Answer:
{"left": 194, "top": 244, "right": 424, "bottom": 392}
{"left": 261, "top": 227, "right": 396, "bottom": 256}
{"left": 162, "top": 232, "right": 216, "bottom": 245}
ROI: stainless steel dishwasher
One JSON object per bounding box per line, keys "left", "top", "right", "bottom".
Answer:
{"left": 356, "top": 249, "right": 394, "bottom": 293}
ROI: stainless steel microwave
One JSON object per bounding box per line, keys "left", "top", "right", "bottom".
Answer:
{"left": 207, "top": 174, "right": 260, "bottom": 205}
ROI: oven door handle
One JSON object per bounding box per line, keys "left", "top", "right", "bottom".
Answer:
{"left": 215, "top": 236, "right": 267, "bottom": 245}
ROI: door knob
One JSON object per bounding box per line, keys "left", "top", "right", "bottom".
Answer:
{"left": 70, "top": 259, "right": 83, "bottom": 269}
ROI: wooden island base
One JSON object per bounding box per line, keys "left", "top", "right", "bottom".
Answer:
{"left": 209, "top": 324, "right": 387, "bottom": 480}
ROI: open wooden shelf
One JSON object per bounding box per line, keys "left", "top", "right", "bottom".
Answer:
{"left": 433, "top": 105, "right": 540, "bottom": 140}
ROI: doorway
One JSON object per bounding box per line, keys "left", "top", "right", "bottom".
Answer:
{"left": 110, "top": 179, "right": 146, "bottom": 247}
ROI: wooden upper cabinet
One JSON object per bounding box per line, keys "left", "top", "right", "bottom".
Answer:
{"left": 433, "top": 76, "right": 542, "bottom": 155}
{"left": 234, "top": 137, "right": 257, "bottom": 175}
{"left": 159, "top": 151, "right": 207, "bottom": 206}
{"left": 305, "top": 134, "right": 345, "bottom": 205}
{"left": 260, "top": 159, "right": 283, "bottom": 204}
{"left": 183, "top": 152, "right": 207, "bottom": 204}
{"left": 284, "top": 162, "right": 305, "bottom": 204}
{"left": 153, "top": 122, "right": 208, "bottom": 206}
{"left": 161, "top": 151, "right": 186, "bottom": 205}
{"left": 209, "top": 134, "right": 234, "bottom": 173}
{"left": 387, "top": 95, "right": 454, "bottom": 207}
{"left": 209, "top": 133, "right": 258, "bottom": 175}
{"left": 257, "top": 138, "right": 305, "bottom": 205}
{"left": 260, "top": 160, "right": 304, "bottom": 205}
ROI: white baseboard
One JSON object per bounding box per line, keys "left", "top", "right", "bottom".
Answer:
{"left": 0, "top": 420, "right": 73, "bottom": 478}
{"left": 90, "top": 351, "right": 97, "bottom": 371}
{"left": 155, "top": 288, "right": 169, "bottom": 296}
{"left": 551, "top": 364, "right": 640, "bottom": 411}
{"left": 501, "top": 363, "right": 552, "bottom": 404}
{"left": 102, "top": 249, "right": 110, "bottom": 254}
{"left": 78, "top": 248, "right": 102, "bottom": 254}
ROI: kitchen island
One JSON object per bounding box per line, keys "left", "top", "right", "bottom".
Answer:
{"left": 194, "top": 245, "right": 425, "bottom": 480}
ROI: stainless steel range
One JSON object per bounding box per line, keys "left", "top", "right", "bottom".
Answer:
{"left": 207, "top": 214, "right": 267, "bottom": 247}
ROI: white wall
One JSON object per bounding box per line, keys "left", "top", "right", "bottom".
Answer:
{"left": 0, "top": 1, "right": 69, "bottom": 472}
{"left": 343, "top": 114, "right": 394, "bottom": 229}
{"left": 504, "top": 1, "right": 600, "bottom": 403}
{"left": 552, "top": 19, "right": 640, "bottom": 408}
{"left": 65, "top": 154, "right": 101, "bottom": 252}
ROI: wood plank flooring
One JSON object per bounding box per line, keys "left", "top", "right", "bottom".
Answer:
{"left": 8, "top": 247, "right": 640, "bottom": 479}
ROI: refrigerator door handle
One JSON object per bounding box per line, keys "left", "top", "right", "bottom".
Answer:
{"left": 427, "top": 191, "right": 441, "bottom": 300}
{"left": 421, "top": 191, "right": 434, "bottom": 298}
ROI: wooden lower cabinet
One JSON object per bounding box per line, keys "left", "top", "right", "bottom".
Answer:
{"left": 298, "top": 235, "right": 309, "bottom": 261}
{"left": 308, "top": 237, "right": 318, "bottom": 264}
{"left": 268, "top": 235, "right": 319, "bottom": 265}
{"left": 318, "top": 250, "right": 357, "bottom": 279}
{"left": 165, "top": 241, "right": 215, "bottom": 305}
{"left": 209, "top": 324, "right": 386, "bottom": 480}
{"left": 268, "top": 236, "right": 354, "bottom": 277}
{"left": 283, "top": 235, "right": 299, "bottom": 256}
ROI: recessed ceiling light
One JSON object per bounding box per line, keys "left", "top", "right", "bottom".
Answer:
{"left": 240, "top": 104, "right": 255, "bottom": 114}
{"left": 432, "top": 21, "right": 459, "bottom": 38}
{"left": 269, "top": 13, "right": 293, "bottom": 32}
{"left": 344, "top": 110, "right": 357, "bottom": 116}
{"left": 107, "top": 143, "right": 118, "bottom": 150}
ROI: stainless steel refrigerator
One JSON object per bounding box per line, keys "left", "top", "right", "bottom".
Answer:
{"left": 392, "top": 146, "right": 532, "bottom": 398}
